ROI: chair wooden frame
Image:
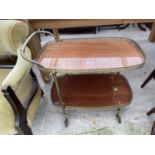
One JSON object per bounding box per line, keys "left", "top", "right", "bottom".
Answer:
{"left": 1, "top": 65, "right": 43, "bottom": 135}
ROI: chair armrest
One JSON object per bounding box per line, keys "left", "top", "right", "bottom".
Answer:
{"left": 1, "top": 46, "right": 32, "bottom": 90}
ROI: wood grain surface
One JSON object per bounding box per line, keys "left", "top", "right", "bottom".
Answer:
{"left": 51, "top": 74, "right": 132, "bottom": 107}
{"left": 30, "top": 19, "right": 154, "bottom": 29}
{"left": 38, "top": 38, "right": 145, "bottom": 73}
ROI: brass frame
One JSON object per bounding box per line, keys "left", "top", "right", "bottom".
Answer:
{"left": 113, "top": 72, "right": 120, "bottom": 91}
{"left": 50, "top": 73, "right": 133, "bottom": 125}
{"left": 20, "top": 30, "right": 144, "bottom": 127}
{"left": 51, "top": 72, "right": 68, "bottom": 127}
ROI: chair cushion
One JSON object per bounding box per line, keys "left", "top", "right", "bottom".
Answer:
{"left": 0, "top": 69, "right": 15, "bottom": 134}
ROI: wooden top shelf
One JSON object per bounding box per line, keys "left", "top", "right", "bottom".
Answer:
{"left": 38, "top": 37, "right": 145, "bottom": 73}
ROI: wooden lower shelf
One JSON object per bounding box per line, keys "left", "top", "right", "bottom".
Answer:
{"left": 51, "top": 74, "right": 133, "bottom": 108}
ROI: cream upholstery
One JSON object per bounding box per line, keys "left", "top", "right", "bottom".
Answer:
{"left": 0, "top": 20, "right": 42, "bottom": 134}
{"left": 0, "top": 69, "right": 15, "bottom": 134}
{"left": 27, "top": 86, "right": 41, "bottom": 126}
{"left": 0, "top": 20, "right": 29, "bottom": 55}
{"left": 1, "top": 46, "right": 32, "bottom": 90}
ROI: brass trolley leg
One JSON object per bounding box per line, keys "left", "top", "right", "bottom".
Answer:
{"left": 116, "top": 108, "right": 121, "bottom": 123}
{"left": 113, "top": 72, "right": 121, "bottom": 123}
{"left": 51, "top": 72, "right": 69, "bottom": 127}
{"left": 113, "top": 72, "right": 120, "bottom": 91}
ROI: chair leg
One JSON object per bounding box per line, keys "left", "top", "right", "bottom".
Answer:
{"left": 2, "top": 86, "right": 33, "bottom": 135}
{"left": 16, "top": 123, "right": 33, "bottom": 135}
{"left": 147, "top": 107, "right": 155, "bottom": 116}
{"left": 147, "top": 107, "right": 155, "bottom": 135}
{"left": 141, "top": 70, "right": 155, "bottom": 88}
{"left": 151, "top": 121, "right": 155, "bottom": 135}
{"left": 118, "top": 24, "right": 130, "bottom": 30}
{"left": 137, "top": 23, "right": 147, "bottom": 31}
{"left": 23, "top": 126, "right": 33, "bottom": 135}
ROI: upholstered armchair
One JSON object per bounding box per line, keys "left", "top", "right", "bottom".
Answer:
{"left": 0, "top": 20, "right": 43, "bottom": 135}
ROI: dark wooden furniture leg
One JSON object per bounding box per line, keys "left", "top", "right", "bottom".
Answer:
{"left": 146, "top": 104, "right": 155, "bottom": 135}
{"left": 141, "top": 70, "right": 155, "bottom": 88}
{"left": 118, "top": 24, "right": 130, "bottom": 30}
{"left": 2, "top": 86, "right": 33, "bottom": 135}
{"left": 147, "top": 107, "right": 155, "bottom": 116}
{"left": 147, "top": 107, "right": 155, "bottom": 135}
{"left": 141, "top": 70, "right": 155, "bottom": 135}
{"left": 151, "top": 121, "right": 155, "bottom": 135}
{"left": 137, "top": 23, "right": 147, "bottom": 31}
{"left": 1, "top": 69, "right": 42, "bottom": 135}
{"left": 149, "top": 22, "right": 155, "bottom": 42}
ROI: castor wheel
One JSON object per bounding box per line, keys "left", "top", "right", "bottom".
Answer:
{"left": 116, "top": 113, "right": 121, "bottom": 123}
{"left": 41, "top": 89, "right": 44, "bottom": 97}
{"left": 116, "top": 108, "right": 121, "bottom": 123}
{"left": 64, "top": 118, "right": 69, "bottom": 127}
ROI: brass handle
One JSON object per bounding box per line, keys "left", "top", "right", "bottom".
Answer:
{"left": 20, "top": 30, "right": 54, "bottom": 71}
